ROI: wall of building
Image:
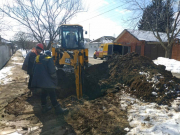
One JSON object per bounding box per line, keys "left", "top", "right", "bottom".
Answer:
{"left": 116, "top": 31, "right": 141, "bottom": 44}
{"left": 145, "top": 42, "right": 165, "bottom": 60}
{"left": 88, "top": 42, "right": 101, "bottom": 57}
{"left": 172, "top": 43, "right": 180, "bottom": 61}
{"left": 116, "top": 30, "right": 180, "bottom": 61}
{"left": 116, "top": 31, "right": 145, "bottom": 56}
{"left": 0, "top": 45, "right": 11, "bottom": 69}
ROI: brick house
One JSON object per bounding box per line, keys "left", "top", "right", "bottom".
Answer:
{"left": 115, "top": 29, "right": 180, "bottom": 60}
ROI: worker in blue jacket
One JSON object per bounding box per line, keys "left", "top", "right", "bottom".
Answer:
{"left": 31, "top": 50, "right": 67, "bottom": 114}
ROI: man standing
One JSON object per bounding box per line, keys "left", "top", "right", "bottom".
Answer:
{"left": 22, "top": 43, "right": 44, "bottom": 92}
{"left": 31, "top": 50, "right": 67, "bottom": 115}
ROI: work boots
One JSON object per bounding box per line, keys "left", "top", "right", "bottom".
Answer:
{"left": 41, "top": 105, "right": 52, "bottom": 113}
{"left": 54, "top": 104, "right": 69, "bottom": 115}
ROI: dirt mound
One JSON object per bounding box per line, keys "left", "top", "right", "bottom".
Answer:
{"left": 65, "top": 91, "right": 130, "bottom": 135}
{"left": 56, "top": 69, "right": 76, "bottom": 99}
{"left": 84, "top": 53, "right": 180, "bottom": 105}
{"left": 56, "top": 52, "right": 180, "bottom": 105}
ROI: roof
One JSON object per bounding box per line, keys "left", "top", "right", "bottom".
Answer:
{"left": 1, "top": 38, "right": 12, "bottom": 44}
{"left": 84, "top": 38, "right": 91, "bottom": 42}
{"left": 91, "top": 36, "right": 115, "bottom": 43}
{"left": 115, "top": 29, "right": 169, "bottom": 42}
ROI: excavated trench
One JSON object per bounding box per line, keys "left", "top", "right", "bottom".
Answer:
{"left": 2, "top": 52, "right": 180, "bottom": 134}
{"left": 56, "top": 52, "right": 180, "bottom": 105}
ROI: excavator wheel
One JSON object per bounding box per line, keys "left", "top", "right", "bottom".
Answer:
{"left": 93, "top": 55, "right": 97, "bottom": 59}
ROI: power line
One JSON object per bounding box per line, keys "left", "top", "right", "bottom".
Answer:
{"left": 79, "top": 9, "right": 129, "bottom": 27}
{"left": 86, "top": 2, "right": 119, "bottom": 16}
{"left": 78, "top": 4, "right": 126, "bottom": 23}
{"left": 77, "top": 2, "right": 121, "bottom": 24}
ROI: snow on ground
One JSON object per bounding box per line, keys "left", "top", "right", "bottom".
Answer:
{"left": 1, "top": 51, "right": 180, "bottom": 134}
{"left": 11, "top": 57, "right": 19, "bottom": 61}
{"left": 153, "top": 57, "right": 180, "bottom": 73}
{"left": 126, "top": 57, "right": 180, "bottom": 134}
{"left": 12, "top": 63, "right": 23, "bottom": 65}
{"left": 0, "top": 66, "right": 13, "bottom": 85}
{"left": 0, "top": 49, "right": 25, "bottom": 85}
{"left": 121, "top": 92, "right": 180, "bottom": 135}
{"left": 21, "top": 49, "right": 28, "bottom": 58}
{"left": 8, "top": 132, "right": 22, "bottom": 135}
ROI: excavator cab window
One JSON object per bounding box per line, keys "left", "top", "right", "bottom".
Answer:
{"left": 59, "top": 25, "right": 85, "bottom": 49}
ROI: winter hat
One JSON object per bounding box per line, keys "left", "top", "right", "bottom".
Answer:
{"left": 36, "top": 43, "right": 44, "bottom": 50}
{"left": 45, "top": 50, "right": 51, "bottom": 56}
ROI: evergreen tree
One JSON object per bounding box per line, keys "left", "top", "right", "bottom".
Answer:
{"left": 138, "top": 0, "right": 174, "bottom": 32}
{"left": 138, "top": 5, "right": 153, "bottom": 31}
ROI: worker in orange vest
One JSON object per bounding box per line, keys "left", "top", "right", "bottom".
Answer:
{"left": 22, "top": 43, "right": 44, "bottom": 93}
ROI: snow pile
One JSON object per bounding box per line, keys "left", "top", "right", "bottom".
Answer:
{"left": 21, "top": 49, "right": 28, "bottom": 58}
{"left": 8, "top": 132, "right": 22, "bottom": 135}
{"left": 171, "top": 97, "right": 180, "bottom": 111}
{"left": 120, "top": 92, "right": 180, "bottom": 135}
{"left": 0, "top": 66, "right": 13, "bottom": 85}
{"left": 153, "top": 57, "right": 180, "bottom": 73}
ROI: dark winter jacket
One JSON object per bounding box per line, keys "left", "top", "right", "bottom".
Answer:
{"left": 31, "top": 54, "right": 57, "bottom": 88}
{"left": 22, "top": 51, "right": 31, "bottom": 71}
{"left": 27, "top": 48, "right": 38, "bottom": 75}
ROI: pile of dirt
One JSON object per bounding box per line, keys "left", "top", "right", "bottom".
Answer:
{"left": 83, "top": 52, "right": 180, "bottom": 105}
{"left": 65, "top": 90, "right": 130, "bottom": 135}
{"left": 56, "top": 52, "right": 180, "bottom": 105}
{"left": 56, "top": 69, "right": 76, "bottom": 99}
{"left": 3, "top": 89, "right": 130, "bottom": 135}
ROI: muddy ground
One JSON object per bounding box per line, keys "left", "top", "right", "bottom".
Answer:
{"left": 1, "top": 51, "right": 180, "bottom": 135}
{"left": 0, "top": 51, "right": 130, "bottom": 135}
{"left": 58, "top": 53, "right": 180, "bottom": 105}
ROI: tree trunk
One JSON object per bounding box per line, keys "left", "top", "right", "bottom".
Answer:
{"left": 164, "top": 47, "right": 172, "bottom": 58}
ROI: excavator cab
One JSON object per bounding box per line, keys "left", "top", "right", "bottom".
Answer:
{"left": 52, "top": 24, "right": 88, "bottom": 99}
{"left": 59, "top": 25, "right": 85, "bottom": 49}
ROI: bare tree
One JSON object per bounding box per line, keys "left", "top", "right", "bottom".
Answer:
{"left": 0, "top": 13, "right": 11, "bottom": 37}
{"left": 13, "top": 31, "right": 35, "bottom": 50}
{"left": 0, "top": 0, "right": 84, "bottom": 49}
{"left": 121, "top": 0, "right": 180, "bottom": 58}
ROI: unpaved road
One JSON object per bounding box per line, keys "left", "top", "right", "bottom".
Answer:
{"left": 0, "top": 51, "right": 130, "bottom": 135}
{"left": 0, "top": 52, "right": 179, "bottom": 135}
{"left": 88, "top": 57, "right": 104, "bottom": 66}
{"left": 0, "top": 50, "right": 76, "bottom": 135}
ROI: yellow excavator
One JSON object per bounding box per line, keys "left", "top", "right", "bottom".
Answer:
{"left": 51, "top": 24, "right": 88, "bottom": 99}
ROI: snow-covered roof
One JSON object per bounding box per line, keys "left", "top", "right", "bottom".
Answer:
{"left": 91, "top": 36, "right": 115, "bottom": 43}
{"left": 126, "top": 29, "right": 168, "bottom": 42}
{"left": 1, "top": 38, "right": 12, "bottom": 44}
{"left": 84, "top": 38, "right": 91, "bottom": 42}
